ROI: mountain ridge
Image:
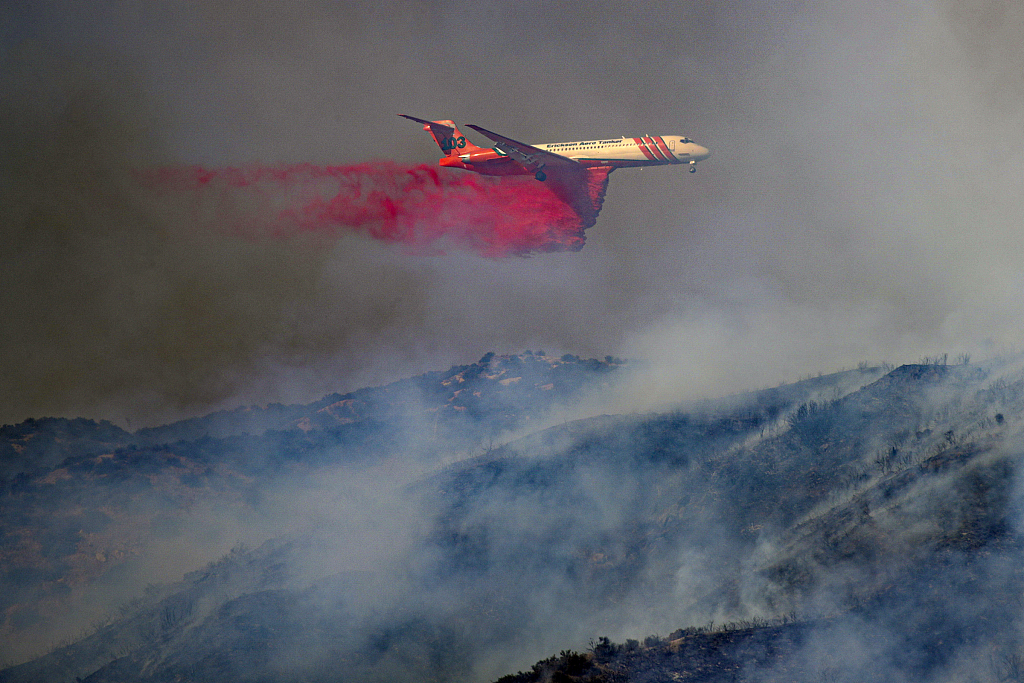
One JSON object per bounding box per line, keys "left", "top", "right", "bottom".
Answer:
{"left": 3, "top": 355, "right": 1023, "bottom": 682}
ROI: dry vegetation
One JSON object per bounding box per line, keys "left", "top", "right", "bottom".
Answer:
{"left": 3, "top": 355, "right": 1024, "bottom": 682}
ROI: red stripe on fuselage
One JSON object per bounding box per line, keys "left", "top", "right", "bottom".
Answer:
{"left": 654, "top": 136, "right": 677, "bottom": 162}
{"left": 632, "top": 137, "right": 657, "bottom": 161}
{"left": 643, "top": 136, "right": 666, "bottom": 161}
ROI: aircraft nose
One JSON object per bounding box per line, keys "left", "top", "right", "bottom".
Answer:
{"left": 692, "top": 144, "right": 710, "bottom": 161}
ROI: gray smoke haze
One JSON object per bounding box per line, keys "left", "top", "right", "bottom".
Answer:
{"left": 6, "top": 5, "right": 1024, "bottom": 680}
{"left": 2, "top": 0, "right": 1023, "bottom": 427}
{"left": 12, "top": 356, "right": 1024, "bottom": 681}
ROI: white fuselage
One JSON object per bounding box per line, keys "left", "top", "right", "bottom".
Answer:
{"left": 533, "top": 135, "right": 710, "bottom": 167}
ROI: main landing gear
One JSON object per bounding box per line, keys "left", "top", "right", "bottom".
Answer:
{"left": 534, "top": 170, "right": 547, "bottom": 181}
{"left": 689, "top": 161, "right": 697, "bottom": 173}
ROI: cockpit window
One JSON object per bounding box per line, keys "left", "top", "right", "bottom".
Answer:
{"left": 680, "top": 137, "right": 692, "bottom": 144}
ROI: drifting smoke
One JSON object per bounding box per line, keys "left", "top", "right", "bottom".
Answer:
{"left": 0, "top": 42, "right": 625, "bottom": 428}
{"left": 142, "top": 162, "right": 615, "bottom": 257}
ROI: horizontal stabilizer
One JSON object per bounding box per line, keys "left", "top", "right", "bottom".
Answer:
{"left": 398, "top": 114, "right": 455, "bottom": 136}
{"left": 400, "top": 114, "right": 481, "bottom": 157}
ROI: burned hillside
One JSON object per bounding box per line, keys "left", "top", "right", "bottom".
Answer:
{"left": 2, "top": 356, "right": 1024, "bottom": 682}
{"left": 0, "top": 352, "right": 623, "bottom": 670}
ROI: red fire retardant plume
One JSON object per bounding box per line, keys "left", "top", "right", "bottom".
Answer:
{"left": 144, "top": 162, "right": 614, "bottom": 257}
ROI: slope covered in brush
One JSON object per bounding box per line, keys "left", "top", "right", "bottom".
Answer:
{"left": 4, "top": 357, "right": 1024, "bottom": 682}
{"left": 0, "top": 352, "right": 624, "bottom": 669}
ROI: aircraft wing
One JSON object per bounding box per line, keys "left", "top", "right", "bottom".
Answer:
{"left": 466, "top": 124, "right": 581, "bottom": 172}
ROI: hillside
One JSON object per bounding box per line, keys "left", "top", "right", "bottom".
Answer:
{"left": 2, "top": 355, "right": 1024, "bottom": 682}
{"left": 0, "top": 352, "right": 624, "bottom": 669}
{"left": 493, "top": 361, "right": 1024, "bottom": 682}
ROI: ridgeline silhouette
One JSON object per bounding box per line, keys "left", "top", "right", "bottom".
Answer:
{"left": 3, "top": 354, "right": 1024, "bottom": 682}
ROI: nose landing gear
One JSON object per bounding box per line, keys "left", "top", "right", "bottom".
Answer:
{"left": 689, "top": 161, "right": 697, "bottom": 173}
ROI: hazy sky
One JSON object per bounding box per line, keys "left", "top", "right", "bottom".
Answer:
{"left": 2, "top": 0, "right": 1023, "bottom": 427}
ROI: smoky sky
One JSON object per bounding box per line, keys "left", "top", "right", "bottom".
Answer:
{"left": 2, "top": 0, "right": 1023, "bottom": 427}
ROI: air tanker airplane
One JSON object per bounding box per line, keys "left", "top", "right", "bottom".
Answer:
{"left": 400, "top": 114, "right": 710, "bottom": 181}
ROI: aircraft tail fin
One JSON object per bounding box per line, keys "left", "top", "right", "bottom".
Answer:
{"left": 399, "top": 114, "right": 483, "bottom": 157}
